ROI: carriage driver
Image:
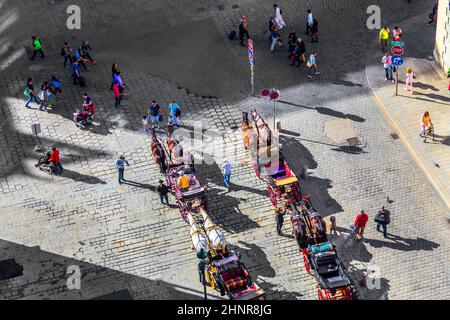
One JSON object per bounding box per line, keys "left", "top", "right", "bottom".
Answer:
{"left": 178, "top": 173, "right": 191, "bottom": 192}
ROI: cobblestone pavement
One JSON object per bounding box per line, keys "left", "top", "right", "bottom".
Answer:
{"left": 1, "top": 0, "right": 449, "bottom": 300}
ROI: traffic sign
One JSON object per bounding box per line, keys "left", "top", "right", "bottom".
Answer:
{"left": 391, "top": 41, "right": 404, "bottom": 46}
{"left": 392, "top": 55, "right": 404, "bottom": 66}
{"left": 391, "top": 46, "right": 404, "bottom": 56}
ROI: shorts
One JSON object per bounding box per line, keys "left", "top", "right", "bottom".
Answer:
{"left": 150, "top": 115, "right": 159, "bottom": 123}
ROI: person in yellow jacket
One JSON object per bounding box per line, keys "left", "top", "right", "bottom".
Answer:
{"left": 378, "top": 26, "right": 390, "bottom": 53}
{"left": 178, "top": 174, "right": 190, "bottom": 192}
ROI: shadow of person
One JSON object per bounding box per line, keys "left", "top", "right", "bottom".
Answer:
{"left": 413, "top": 82, "right": 439, "bottom": 91}
{"left": 233, "top": 241, "right": 276, "bottom": 279}
{"left": 365, "top": 235, "right": 440, "bottom": 252}
{"left": 122, "top": 180, "right": 156, "bottom": 191}
{"left": 62, "top": 169, "right": 107, "bottom": 185}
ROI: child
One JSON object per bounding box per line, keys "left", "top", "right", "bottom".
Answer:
{"left": 142, "top": 115, "right": 148, "bottom": 131}
{"left": 51, "top": 71, "right": 62, "bottom": 97}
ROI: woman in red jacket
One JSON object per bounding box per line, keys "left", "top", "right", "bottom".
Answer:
{"left": 354, "top": 210, "right": 369, "bottom": 240}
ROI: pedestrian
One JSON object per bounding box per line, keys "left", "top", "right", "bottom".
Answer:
{"left": 82, "top": 94, "right": 95, "bottom": 116}
{"left": 275, "top": 207, "right": 285, "bottom": 235}
{"left": 419, "top": 111, "right": 433, "bottom": 142}
{"left": 30, "top": 36, "right": 45, "bottom": 60}
{"left": 310, "top": 18, "right": 319, "bottom": 43}
{"left": 113, "top": 71, "right": 125, "bottom": 96}
{"left": 426, "top": 1, "right": 438, "bottom": 27}
{"left": 353, "top": 209, "right": 369, "bottom": 240}
{"left": 37, "top": 81, "right": 52, "bottom": 111}
{"left": 169, "top": 100, "right": 181, "bottom": 126}
{"left": 142, "top": 115, "right": 148, "bottom": 131}
{"left": 305, "top": 9, "right": 313, "bottom": 35}
{"left": 75, "top": 48, "right": 89, "bottom": 70}
{"left": 405, "top": 67, "right": 415, "bottom": 93}
{"left": 49, "top": 145, "right": 63, "bottom": 176}
{"left": 291, "top": 38, "right": 306, "bottom": 66}
{"left": 222, "top": 159, "right": 232, "bottom": 189}
{"left": 392, "top": 26, "right": 402, "bottom": 41}
{"left": 239, "top": 16, "right": 250, "bottom": 47}
{"left": 61, "top": 42, "right": 73, "bottom": 68}
{"left": 148, "top": 100, "right": 162, "bottom": 129}
{"left": 111, "top": 63, "right": 119, "bottom": 90}
{"left": 287, "top": 29, "right": 297, "bottom": 59}
{"left": 50, "top": 71, "right": 62, "bottom": 97}
{"left": 115, "top": 155, "right": 130, "bottom": 185}
{"left": 382, "top": 53, "right": 394, "bottom": 82}
{"left": 375, "top": 206, "right": 390, "bottom": 238}
{"left": 71, "top": 58, "right": 81, "bottom": 85}
{"left": 113, "top": 82, "right": 123, "bottom": 108}
{"left": 378, "top": 25, "right": 390, "bottom": 52}
{"left": 274, "top": 4, "right": 286, "bottom": 30}
{"left": 268, "top": 16, "right": 276, "bottom": 37}
{"left": 157, "top": 179, "right": 170, "bottom": 206}
{"left": 24, "top": 78, "right": 42, "bottom": 109}
{"left": 306, "top": 51, "right": 320, "bottom": 79}
{"left": 80, "top": 41, "right": 97, "bottom": 65}
{"left": 270, "top": 25, "right": 281, "bottom": 52}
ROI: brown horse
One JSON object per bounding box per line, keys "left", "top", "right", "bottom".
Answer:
{"left": 150, "top": 128, "right": 167, "bottom": 173}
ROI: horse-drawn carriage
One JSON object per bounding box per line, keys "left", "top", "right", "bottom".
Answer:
{"left": 204, "top": 251, "right": 266, "bottom": 300}
{"left": 242, "top": 111, "right": 302, "bottom": 207}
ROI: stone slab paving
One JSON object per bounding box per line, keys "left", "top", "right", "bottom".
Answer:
{"left": 1, "top": 0, "right": 449, "bottom": 301}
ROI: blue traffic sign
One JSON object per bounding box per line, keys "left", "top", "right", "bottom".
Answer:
{"left": 392, "top": 55, "right": 404, "bottom": 66}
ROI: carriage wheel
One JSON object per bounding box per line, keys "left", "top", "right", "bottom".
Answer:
{"left": 317, "top": 287, "right": 324, "bottom": 300}
{"left": 303, "top": 251, "right": 310, "bottom": 273}
{"left": 268, "top": 187, "right": 277, "bottom": 207}
{"left": 292, "top": 183, "right": 302, "bottom": 202}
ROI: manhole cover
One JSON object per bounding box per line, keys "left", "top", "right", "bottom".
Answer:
{"left": 347, "top": 137, "right": 361, "bottom": 146}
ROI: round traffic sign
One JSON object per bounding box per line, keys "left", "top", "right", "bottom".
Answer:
{"left": 391, "top": 45, "right": 404, "bottom": 56}
{"left": 270, "top": 90, "right": 280, "bottom": 100}
{"left": 261, "top": 89, "right": 271, "bottom": 97}
{"left": 392, "top": 55, "right": 404, "bottom": 66}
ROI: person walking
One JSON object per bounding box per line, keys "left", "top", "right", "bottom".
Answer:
{"left": 305, "top": 9, "right": 313, "bottom": 35}
{"left": 115, "top": 155, "right": 130, "bottom": 185}
{"left": 113, "top": 82, "right": 123, "bottom": 108}
{"left": 71, "top": 59, "right": 81, "bottom": 85}
{"left": 82, "top": 93, "right": 95, "bottom": 116}
{"left": 111, "top": 63, "right": 120, "bottom": 90}
{"left": 392, "top": 26, "right": 402, "bottom": 41}
{"left": 49, "top": 145, "right": 63, "bottom": 176}
{"left": 157, "top": 180, "right": 170, "bottom": 206}
{"left": 274, "top": 4, "right": 286, "bottom": 30}
{"left": 169, "top": 100, "right": 181, "bottom": 126}
{"left": 270, "top": 25, "right": 281, "bottom": 52}
{"left": 306, "top": 51, "right": 320, "bottom": 79}
{"left": 375, "top": 206, "right": 390, "bottom": 238}
{"left": 426, "top": 1, "right": 438, "bottom": 27}
{"left": 222, "top": 159, "right": 232, "bottom": 189}
{"left": 75, "top": 48, "right": 89, "bottom": 71}
{"left": 291, "top": 38, "right": 306, "bottom": 66}
{"left": 50, "top": 71, "right": 62, "bottom": 97}
{"left": 37, "top": 81, "right": 52, "bottom": 111}
{"left": 148, "top": 100, "right": 162, "bottom": 129}
{"left": 310, "top": 18, "right": 319, "bottom": 43}
{"left": 405, "top": 67, "right": 416, "bottom": 93}
{"left": 80, "top": 41, "right": 97, "bottom": 65}
{"left": 61, "top": 42, "right": 73, "bottom": 68}
{"left": 419, "top": 111, "right": 433, "bottom": 142}
{"left": 275, "top": 207, "right": 285, "bottom": 235}
{"left": 24, "top": 78, "right": 42, "bottom": 109}
{"left": 382, "top": 53, "right": 394, "bottom": 82}
{"left": 113, "top": 71, "right": 125, "bottom": 97}
{"left": 287, "top": 29, "right": 297, "bottom": 59}
{"left": 30, "top": 36, "right": 45, "bottom": 60}
{"left": 239, "top": 16, "right": 250, "bottom": 47}
{"left": 378, "top": 26, "right": 390, "bottom": 52}
{"left": 353, "top": 209, "right": 369, "bottom": 240}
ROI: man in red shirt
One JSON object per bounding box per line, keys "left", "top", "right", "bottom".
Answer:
{"left": 49, "top": 145, "right": 63, "bottom": 175}
{"left": 354, "top": 209, "right": 369, "bottom": 240}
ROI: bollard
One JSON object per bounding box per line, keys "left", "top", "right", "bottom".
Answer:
{"left": 275, "top": 120, "right": 282, "bottom": 133}
{"left": 329, "top": 216, "right": 336, "bottom": 232}
{"left": 360, "top": 271, "right": 368, "bottom": 287}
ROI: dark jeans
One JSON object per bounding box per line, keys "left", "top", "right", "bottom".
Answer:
{"left": 276, "top": 216, "right": 284, "bottom": 234}
{"left": 385, "top": 67, "right": 393, "bottom": 80}
{"left": 31, "top": 49, "right": 45, "bottom": 59}
{"left": 64, "top": 55, "right": 73, "bottom": 68}
{"left": 376, "top": 223, "right": 387, "bottom": 237}
{"left": 115, "top": 96, "right": 122, "bottom": 108}
{"left": 83, "top": 52, "right": 94, "bottom": 62}
{"left": 239, "top": 30, "right": 250, "bottom": 46}
{"left": 53, "top": 162, "right": 64, "bottom": 175}
{"left": 160, "top": 194, "right": 169, "bottom": 205}
{"left": 381, "top": 39, "right": 389, "bottom": 52}
{"left": 25, "top": 94, "right": 41, "bottom": 108}
{"left": 118, "top": 168, "right": 125, "bottom": 184}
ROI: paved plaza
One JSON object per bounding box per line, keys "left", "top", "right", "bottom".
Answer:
{"left": 0, "top": 0, "right": 449, "bottom": 300}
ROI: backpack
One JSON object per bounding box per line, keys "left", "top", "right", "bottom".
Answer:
{"left": 23, "top": 87, "right": 31, "bottom": 96}
{"left": 374, "top": 212, "right": 386, "bottom": 224}
{"left": 228, "top": 31, "right": 237, "bottom": 40}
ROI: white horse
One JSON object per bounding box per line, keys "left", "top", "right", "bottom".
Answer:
{"left": 200, "top": 209, "right": 227, "bottom": 252}
{"left": 187, "top": 214, "right": 209, "bottom": 254}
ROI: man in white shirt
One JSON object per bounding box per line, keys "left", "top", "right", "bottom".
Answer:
{"left": 305, "top": 9, "right": 313, "bottom": 35}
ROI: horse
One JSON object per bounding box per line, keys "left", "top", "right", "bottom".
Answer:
{"left": 187, "top": 214, "right": 209, "bottom": 254}
{"left": 290, "top": 205, "right": 309, "bottom": 248}
{"left": 166, "top": 127, "right": 184, "bottom": 163}
{"left": 150, "top": 128, "right": 167, "bottom": 173}
{"left": 308, "top": 212, "right": 328, "bottom": 243}
{"left": 199, "top": 208, "right": 227, "bottom": 253}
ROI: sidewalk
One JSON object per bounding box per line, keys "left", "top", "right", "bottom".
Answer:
{"left": 365, "top": 15, "right": 450, "bottom": 211}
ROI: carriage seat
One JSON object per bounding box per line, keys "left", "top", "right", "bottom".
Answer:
{"left": 222, "top": 270, "right": 248, "bottom": 292}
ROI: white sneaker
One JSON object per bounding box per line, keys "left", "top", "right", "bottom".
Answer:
{"left": 385, "top": 78, "right": 388, "bottom": 81}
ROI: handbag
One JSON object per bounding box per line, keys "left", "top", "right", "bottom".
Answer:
{"left": 374, "top": 212, "right": 386, "bottom": 224}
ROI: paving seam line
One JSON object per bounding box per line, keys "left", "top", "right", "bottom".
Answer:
{"left": 365, "top": 71, "right": 450, "bottom": 212}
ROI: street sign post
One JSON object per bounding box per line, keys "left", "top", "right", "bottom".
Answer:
{"left": 248, "top": 39, "right": 255, "bottom": 96}
{"left": 391, "top": 41, "right": 405, "bottom": 96}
